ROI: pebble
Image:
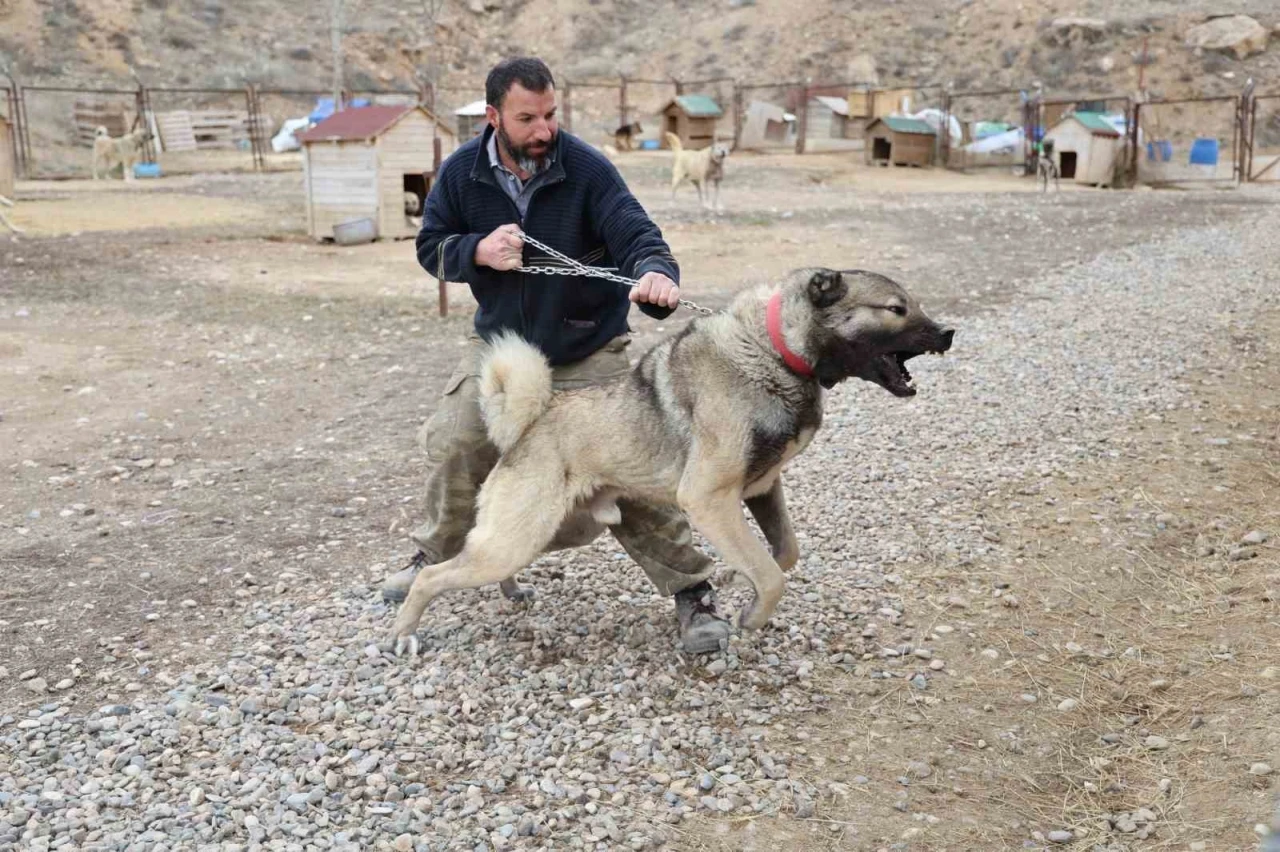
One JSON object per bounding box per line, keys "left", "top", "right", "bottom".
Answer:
{"left": 1145, "top": 736, "right": 1170, "bottom": 751}
{"left": 1251, "top": 763, "right": 1274, "bottom": 776}
{"left": 1047, "top": 829, "right": 1074, "bottom": 843}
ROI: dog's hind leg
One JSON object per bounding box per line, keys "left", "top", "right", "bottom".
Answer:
{"left": 389, "top": 464, "right": 574, "bottom": 656}
{"left": 745, "top": 478, "right": 798, "bottom": 572}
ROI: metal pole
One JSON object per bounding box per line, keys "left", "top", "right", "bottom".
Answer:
{"left": 732, "top": 83, "right": 744, "bottom": 149}
{"left": 331, "top": 0, "right": 344, "bottom": 113}
{"left": 17, "top": 85, "right": 32, "bottom": 178}
{"left": 619, "top": 76, "right": 627, "bottom": 129}
{"left": 562, "top": 81, "right": 572, "bottom": 134}
{"left": 795, "top": 83, "right": 808, "bottom": 154}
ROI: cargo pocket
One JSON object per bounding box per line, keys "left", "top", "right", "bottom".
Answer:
{"left": 418, "top": 369, "right": 474, "bottom": 460}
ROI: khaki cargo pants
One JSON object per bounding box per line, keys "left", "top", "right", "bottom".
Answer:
{"left": 410, "top": 332, "right": 715, "bottom": 596}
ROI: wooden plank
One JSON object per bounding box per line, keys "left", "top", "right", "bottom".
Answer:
{"left": 156, "top": 111, "right": 197, "bottom": 152}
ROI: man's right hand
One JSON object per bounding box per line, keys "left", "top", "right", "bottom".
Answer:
{"left": 475, "top": 223, "right": 524, "bottom": 271}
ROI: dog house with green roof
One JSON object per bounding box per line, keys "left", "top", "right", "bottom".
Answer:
{"left": 660, "top": 95, "right": 724, "bottom": 150}
{"left": 865, "top": 116, "right": 936, "bottom": 167}
{"left": 1042, "top": 111, "right": 1123, "bottom": 186}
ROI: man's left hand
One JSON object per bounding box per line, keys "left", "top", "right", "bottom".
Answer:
{"left": 630, "top": 272, "right": 681, "bottom": 310}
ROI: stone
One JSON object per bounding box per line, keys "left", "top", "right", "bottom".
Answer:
{"left": 1185, "top": 15, "right": 1268, "bottom": 60}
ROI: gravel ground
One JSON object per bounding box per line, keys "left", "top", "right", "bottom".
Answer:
{"left": 2, "top": 200, "right": 1278, "bottom": 851}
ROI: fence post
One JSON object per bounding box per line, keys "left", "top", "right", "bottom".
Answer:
{"left": 562, "top": 81, "right": 572, "bottom": 134}
{"left": 795, "top": 83, "right": 809, "bottom": 154}
{"left": 245, "top": 85, "right": 264, "bottom": 171}
{"left": 18, "top": 85, "right": 32, "bottom": 177}
{"left": 673, "top": 77, "right": 684, "bottom": 96}
{"left": 619, "top": 76, "right": 628, "bottom": 129}
{"left": 939, "top": 90, "right": 951, "bottom": 168}
{"left": 1130, "top": 102, "right": 1141, "bottom": 186}
{"left": 732, "top": 83, "right": 744, "bottom": 149}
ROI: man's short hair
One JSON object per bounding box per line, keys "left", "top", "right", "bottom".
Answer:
{"left": 486, "top": 57, "right": 556, "bottom": 110}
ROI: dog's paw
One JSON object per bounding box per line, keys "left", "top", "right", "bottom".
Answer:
{"left": 500, "top": 579, "right": 537, "bottom": 603}
{"left": 392, "top": 633, "right": 421, "bottom": 658}
{"left": 735, "top": 597, "right": 773, "bottom": 632}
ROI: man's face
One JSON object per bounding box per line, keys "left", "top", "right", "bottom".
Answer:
{"left": 488, "top": 82, "right": 558, "bottom": 175}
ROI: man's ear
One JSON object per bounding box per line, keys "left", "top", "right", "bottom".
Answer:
{"left": 806, "top": 269, "right": 847, "bottom": 309}
{"left": 486, "top": 104, "right": 500, "bottom": 130}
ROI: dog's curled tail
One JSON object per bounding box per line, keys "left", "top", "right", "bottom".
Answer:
{"left": 664, "top": 132, "right": 683, "bottom": 153}
{"left": 479, "top": 332, "right": 553, "bottom": 453}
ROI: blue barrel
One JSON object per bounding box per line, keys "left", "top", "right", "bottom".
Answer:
{"left": 1147, "top": 140, "right": 1173, "bottom": 162}
{"left": 1189, "top": 138, "right": 1219, "bottom": 165}
{"left": 133, "top": 162, "right": 162, "bottom": 179}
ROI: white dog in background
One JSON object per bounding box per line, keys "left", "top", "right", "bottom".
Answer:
{"left": 92, "top": 125, "right": 149, "bottom": 181}
{"left": 665, "top": 132, "right": 730, "bottom": 211}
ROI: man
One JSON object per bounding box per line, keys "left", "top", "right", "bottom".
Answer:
{"left": 382, "top": 57, "right": 732, "bottom": 653}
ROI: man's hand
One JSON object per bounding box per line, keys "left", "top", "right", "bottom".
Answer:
{"left": 629, "top": 271, "right": 681, "bottom": 310}
{"left": 475, "top": 223, "right": 524, "bottom": 271}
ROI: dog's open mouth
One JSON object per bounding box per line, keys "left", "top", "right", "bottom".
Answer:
{"left": 874, "top": 351, "right": 920, "bottom": 397}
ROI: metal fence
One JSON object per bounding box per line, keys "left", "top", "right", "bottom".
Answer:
{"left": 1136, "top": 95, "right": 1239, "bottom": 185}
{"left": 8, "top": 70, "right": 1278, "bottom": 188}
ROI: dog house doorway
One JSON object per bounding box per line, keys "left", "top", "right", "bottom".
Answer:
{"left": 1059, "top": 151, "right": 1078, "bottom": 179}
{"left": 872, "top": 137, "right": 892, "bottom": 162}
{"left": 403, "top": 173, "right": 428, "bottom": 220}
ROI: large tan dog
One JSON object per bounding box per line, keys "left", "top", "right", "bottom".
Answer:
{"left": 92, "top": 126, "right": 149, "bottom": 181}
{"left": 666, "top": 132, "right": 730, "bottom": 211}
{"left": 389, "top": 268, "right": 954, "bottom": 656}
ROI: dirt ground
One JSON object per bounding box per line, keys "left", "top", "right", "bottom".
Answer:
{"left": 2, "top": 151, "right": 1277, "bottom": 849}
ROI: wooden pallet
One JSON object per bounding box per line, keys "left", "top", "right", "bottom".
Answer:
{"left": 155, "top": 109, "right": 257, "bottom": 152}
{"left": 73, "top": 97, "right": 131, "bottom": 146}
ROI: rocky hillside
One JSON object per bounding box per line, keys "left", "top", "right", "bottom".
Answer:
{"left": 1, "top": 0, "right": 1277, "bottom": 121}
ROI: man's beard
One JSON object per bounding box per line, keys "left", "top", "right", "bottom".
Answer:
{"left": 497, "top": 121, "right": 555, "bottom": 175}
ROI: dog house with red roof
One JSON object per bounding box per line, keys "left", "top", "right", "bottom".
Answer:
{"left": 297, "top": 104, "right": 456, "bottom": 241}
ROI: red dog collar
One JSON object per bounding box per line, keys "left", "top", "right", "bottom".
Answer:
{"left": 766, "top": 291, "right": 815, "bottom": 378}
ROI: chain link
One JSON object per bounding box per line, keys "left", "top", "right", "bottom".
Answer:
{"left": 515, "top": 230, "right": 715, "bottom": 315}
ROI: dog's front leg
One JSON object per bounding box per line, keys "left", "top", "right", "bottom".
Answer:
{"left": 681, "top": 482, "right": 784, "bottom": 631}
{"left": 745, "top": 477, "right": 799, "bottom": 572}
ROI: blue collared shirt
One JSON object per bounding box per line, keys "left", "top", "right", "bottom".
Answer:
{"left": 487, "top": 133, "right": 556, "bottom": 220}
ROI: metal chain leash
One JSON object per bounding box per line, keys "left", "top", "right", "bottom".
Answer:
{"left": 515, "top": 230, "right": 716, "bottom": 315}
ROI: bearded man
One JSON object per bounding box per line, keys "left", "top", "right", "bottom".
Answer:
{"left": 382, "top": 57, "right": 733, "bottom": 653}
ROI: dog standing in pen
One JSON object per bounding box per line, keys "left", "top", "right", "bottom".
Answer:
{"left": 92, "top": 125, "right": 150, "bottom": 182}
{"left": 666, "top": 132, "right": 730, "bottom": 211}
{"left": 1037, "top": 139, "right": 1060, "bottom": 193}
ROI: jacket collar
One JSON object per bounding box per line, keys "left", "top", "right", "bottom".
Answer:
{"left": 469, "top": 124, "right": 567, "bottom": 188}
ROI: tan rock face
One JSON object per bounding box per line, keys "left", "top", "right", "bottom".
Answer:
{"left": 1185, "top": 15, "right": 1269, "bottom": 61}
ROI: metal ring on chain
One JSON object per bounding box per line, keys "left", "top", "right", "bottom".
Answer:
{"left": 515, "top": 231, "right": 715, "bottom": 315}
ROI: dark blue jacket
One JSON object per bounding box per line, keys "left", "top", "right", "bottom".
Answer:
{"left": 416, "top": 126, "right": 680, "bottom": 365}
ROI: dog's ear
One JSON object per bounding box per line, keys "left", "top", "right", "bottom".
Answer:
{"left": 806, "top": 269, "right": 847, "bottom": 308}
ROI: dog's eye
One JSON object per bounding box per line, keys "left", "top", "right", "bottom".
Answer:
{"left": 886, "top": 305, "right": 907, "bottom": 316}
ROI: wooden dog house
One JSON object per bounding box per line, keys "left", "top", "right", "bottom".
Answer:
{"left": 660, "top": 94, "right": 723, "bottom": 150}
{"left": 1042, "top": 112, "right": 1122, "bottom": 186}
{"left": 865, "top": 116, "right": 936, "bottom": 167}
{"left": 297, "top": 104, "right": 456, "bottom": 242}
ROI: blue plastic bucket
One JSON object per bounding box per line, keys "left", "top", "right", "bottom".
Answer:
{"left": 133, "top": 162, "right": 162, "bottom": 179}
{"left": 1188, "top": 138, "right": 1219, "bottom": 166}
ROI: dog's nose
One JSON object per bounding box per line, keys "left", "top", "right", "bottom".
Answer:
{"left": 939, "top": 328, "right": 955, "bottom": 351}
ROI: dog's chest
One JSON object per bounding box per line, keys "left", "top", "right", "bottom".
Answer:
{"left": 745, "top": 390, "right": 822, "bottom": 489}
{"left": 744, "top": 426, "right": 817, "bottom": 497}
